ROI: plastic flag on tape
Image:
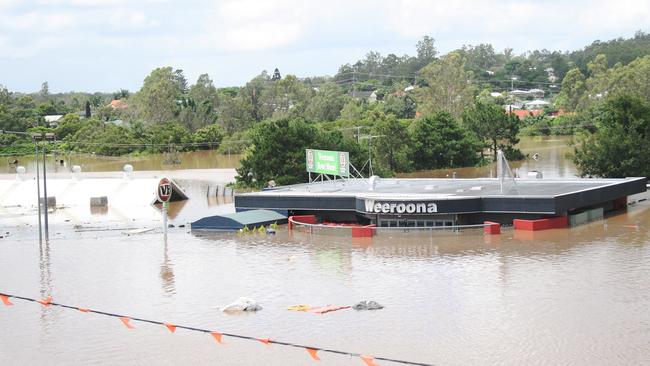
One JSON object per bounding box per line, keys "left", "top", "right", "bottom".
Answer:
{"left": 120, "top": 317, "right": 135, "bottom": 329}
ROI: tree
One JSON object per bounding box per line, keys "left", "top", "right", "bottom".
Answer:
{"left": 39, "top": 82, "right": 50, "bottom": 99}
{"left": 416, "top": 35, "right": 437, "bottom": 68}
{"left": 236, "top": 117, "right": 365, "bottom": 186}
{"left": 462, "top": 101, "right": 522, "bottom": 161}
{"left": 271, "top": 68, "right": 281, "bottom": 81}
{"left": 417, "top": 52, "right": 475, "bottom": 118}
{"left": 85, "top": 101, "right": 92, "bottom": 118}
{"left": 573, "top": 95, "right": 650, "bottom": 177}
{"left": 144, "top": 121, "right": 191, "bottom": 153}
{"left": 556, "top": 68, "right": 587, "bottom": 111}
{"left": 236, "top": 118, "right": 320, "bottom": 186}
{"left": 179, "top": 73, "right": 219, "bottom": 131}
{"left": 338, "top": 100, "right": 364, "bottom": 123}
{"left": 192, "top": 124, "right": 225, "bottom": 149}
{"left": 55, "top": 113, "right": 85, "bottom": 140}
{"left": 304, "top": 82, "right": 346, "bottom": 122}
{"left": 370, "top": 112, "right": 411, "bottom": 172}
{"left": 381, "top": 93, "right": 416, "bottom": 118}
{"left": 67, "top": 119, "right": 138, "bottom": 156}
{"left": 131, "top": 67, "right": 185, "bottom": 124}
{"left": 218, "top": 96, "right": 253, "bottom": 134}
{"left": 113, "top": 89, "right": 130, "bottom": 100}
{"left": 408, "top": 112, "right": 482, "bottom": 170}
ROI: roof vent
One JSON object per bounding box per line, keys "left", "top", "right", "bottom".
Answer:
{"left": 368, "top": 175, "right": 380, "bottom": 191}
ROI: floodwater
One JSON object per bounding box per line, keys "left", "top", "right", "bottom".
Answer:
{"left": 0, "top": 150, "right": 242, "bottom": 174}
{"left": 1, "top": 136, "right": 650, "bottom": 365}
{"left": 399, "top": 136, "right": 576, "bottom": 179}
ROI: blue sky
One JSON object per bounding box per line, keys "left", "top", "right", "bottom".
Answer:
{"left": 1, "top": 0, "right": 649, "bottom": 93}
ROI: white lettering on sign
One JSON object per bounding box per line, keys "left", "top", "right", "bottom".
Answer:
{"left": 159, "top": 184, "right": 172, "bottom": 198}
{"left": 318, "top": 154, "right": 335, "bottom": 162}
{"left": 364, "top": 200, "right": 437, "bottom": 214}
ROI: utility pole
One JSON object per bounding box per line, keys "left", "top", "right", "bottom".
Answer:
{"left": 42, "top": 144, "right": 49, "bottom": 239}
{"left": 32, "top": 132, "right": 55, "bottom": 242}
{"left": 1, "top": 129, "right": 47, "bottom": 244}
{"left": 359, "top": 134, "right": 385, "bottom": 177}
{"left": 35, "top": 143, "right": 43, "bottom": 245}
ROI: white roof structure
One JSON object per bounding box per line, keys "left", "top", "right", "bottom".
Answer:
{"left": 44, "top": 115, "right": 63, "bottom": 122}
{"left": 525, "top": 99, "right": 550, "bottom": 107}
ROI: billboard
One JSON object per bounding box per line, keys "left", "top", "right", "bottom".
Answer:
{"left": 306, "top": 149, "right": 349, "bottom": 177}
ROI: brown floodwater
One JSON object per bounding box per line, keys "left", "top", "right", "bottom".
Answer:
{"left": 0, "top": 150, "right": 242, "bottom": 174}
{"left": 399, "top": 136, "right": 576, "bottom": 179}
{"left": 1, "top": 136, "right": 650, "bottom": 365}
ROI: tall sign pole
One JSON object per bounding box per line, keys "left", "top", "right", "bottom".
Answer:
{"left": 157, "top": 178, "right": 172, "bottom": 242}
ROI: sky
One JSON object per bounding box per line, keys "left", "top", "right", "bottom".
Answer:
{"left": 1, "top": 0, "right": 649, "bottom": 93}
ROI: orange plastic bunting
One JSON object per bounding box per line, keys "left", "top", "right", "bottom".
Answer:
{"left": 306, "top": 348, "right": 321, "bottom": 361}
{"left": 257, "top": 337, "right": 271, "bottom": 345}
{"left": 37, "top": 296, "right": 52, "bottom": 307}
{"left": 120, "top": 317, "right": 135, "bottom": 329}
{"left": 164, "top": 323, "right": 177, "bottom": 333}
{"left": 210, "top": 332, "right": 224, "bottom": 344}
{"left": 0, "top": 295, "right": 13, "bottom": 306}
{"left": 361, "top": 355, "right": 380, "bottom": 366}
{"left": 78, "top": 307, "right": 90, "bottom": 313}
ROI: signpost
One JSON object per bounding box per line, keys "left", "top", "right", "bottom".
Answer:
{"left": 306, "top": 149, "right": 349, "bottom": 179}
{"left": 157, "top": 178, "right": 172, "bottom": 242}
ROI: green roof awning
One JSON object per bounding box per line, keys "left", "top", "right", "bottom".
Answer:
{"left": 191, "top": 209, "right": 287, "bottom": 231}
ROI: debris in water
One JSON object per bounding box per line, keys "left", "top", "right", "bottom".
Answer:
{"left": 352, "top": 301, "right": 384, "bottom": 310}
{"left": 221, "top": 297, "right": 262, "bottom": 313}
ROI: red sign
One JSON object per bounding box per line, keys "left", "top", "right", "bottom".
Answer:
{"left": 157, "top": 178, "right": 172, "bottom": 202}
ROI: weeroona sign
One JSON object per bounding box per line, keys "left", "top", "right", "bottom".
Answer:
{"left": 306, "top": 149, "right": 349, "bottom": 177}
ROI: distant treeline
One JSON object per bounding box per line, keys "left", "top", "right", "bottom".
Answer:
{"left": 2, "top": 31, "right": 649, "bottom": 182}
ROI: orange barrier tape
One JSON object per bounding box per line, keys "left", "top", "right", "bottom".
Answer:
{"left": 37, "top": 296, "right": 52, "bottom": 306}
{"left": 120, "top": 317, "right": 135, "bottom": 329}
{"left": 0, "top": 292, "right": 433, "bottom": 366}
{"left": 306, "top": 348, "right": 321, "bottom": 361}
{"left": 0, "top": 294, "right": 13, "bottom": 306}
{"left": 362, "top": 355, "right": 380, "bottom": 366}
{"left": 164, "top": 323, "right": 177, "bottom": 333}
{"left": 210, "top": 332, "right": 224, "bottom": 344}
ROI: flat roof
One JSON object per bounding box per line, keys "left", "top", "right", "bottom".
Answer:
{"left": 236, "top": 177, "right": 647, "bottom": 216}
{"left": 243, "top": 177, "right": 645, "bottom": 199}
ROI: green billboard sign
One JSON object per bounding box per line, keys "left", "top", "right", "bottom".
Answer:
{"left": 306, "top": 149, "right": 349, "bottom": 177}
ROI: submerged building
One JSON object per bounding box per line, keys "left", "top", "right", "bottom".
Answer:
{"left": 234, "top": 176, "right": 647, "bottom": 227}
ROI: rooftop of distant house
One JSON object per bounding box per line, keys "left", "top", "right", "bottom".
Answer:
{"left": 108, "top": 99, "right": 128, "bottom": 109}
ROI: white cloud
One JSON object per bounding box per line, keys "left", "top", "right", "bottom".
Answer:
{"left": 211, "top": 0, "right": 309, "bottom": 51}
{"left": 107, "top": 10, "right": 159, "bottom": 30}
{"left": 209, "top": 0, "right": 372, "bottom": 51}
{"left": 383, "top": 0, "right": 545, "bottom": 38}
{"left": 0, "top": 12, "right": 77, "bottom": 31}
{"left": 575, "top": 0, "right": 650, "bottom": 34}
{"left": 382, "top": 0, "right": 650, "bottom": 48}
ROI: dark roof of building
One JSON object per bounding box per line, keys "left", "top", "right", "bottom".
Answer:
{"left": 240, "top": 177, "right": 647, "bottom": 199}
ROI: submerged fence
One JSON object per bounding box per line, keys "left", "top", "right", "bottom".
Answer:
{"left": 288, "top": 215, "right": 498, "bottom": 237}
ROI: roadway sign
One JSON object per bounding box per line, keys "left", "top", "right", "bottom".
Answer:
{"left": 158, "top": 178, "right": 172, "bottom": 203}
